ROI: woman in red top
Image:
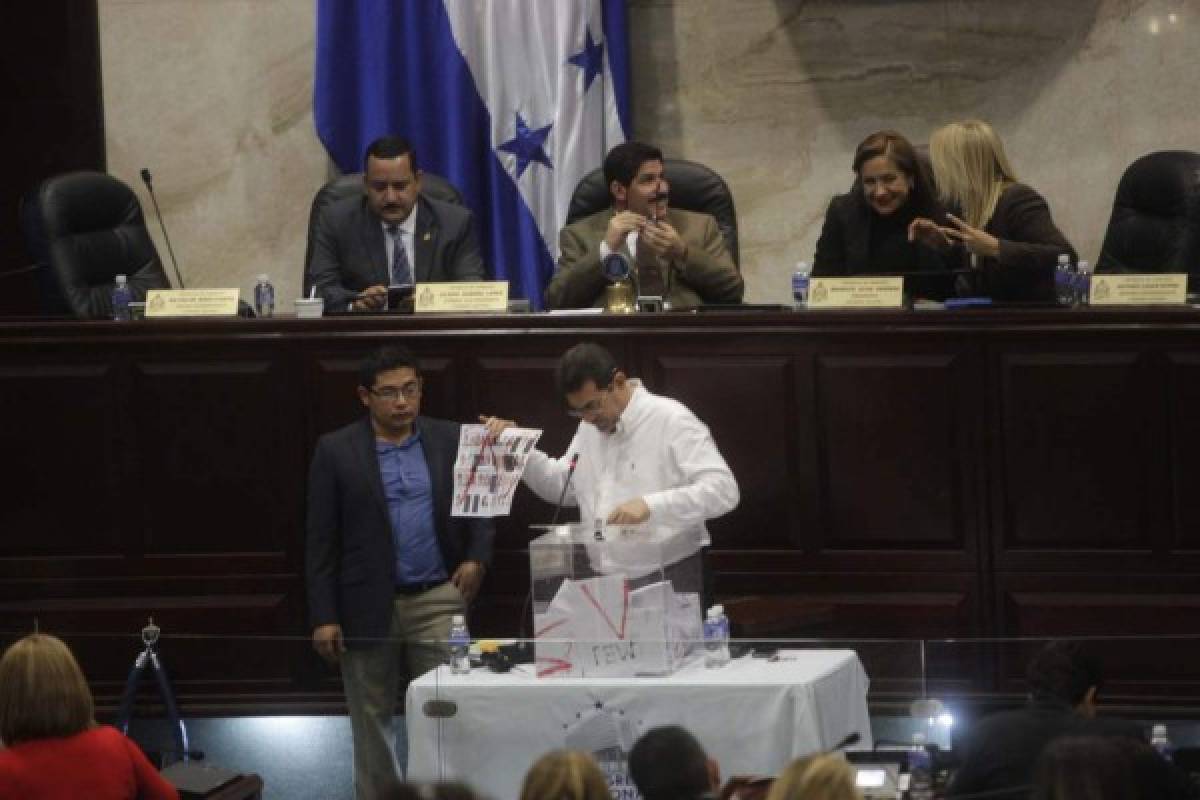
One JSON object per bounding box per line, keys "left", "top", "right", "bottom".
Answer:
{"left": 0, "top": 633, "right": 179, "bottom": 800}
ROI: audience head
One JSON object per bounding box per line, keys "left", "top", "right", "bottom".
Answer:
{"left": 0, "top": 633, "right": 95, "bottom": 746}
{"left": 555, "top": 343, "right": 630, "bottom": 434}
{"left": 603, "top": 141, "right": 668, "bottom": 218}
{"left": 851, "top": 130, "right": 938, "bottom": 218}
{"left": 929, "top": 119, "right": 1018, "bottom": 229}
{"left": 765, "top": 753, "right": 862, "bottom": 800}
{"left": 363, "top": 134, "right": 422, "bottom": 225}
{"left": 1026, "top": 640, "right": 1103, "bottom": 715}
{"left": 520, "top": 750, "right": 610, "bottom": 800}
{"left": 629, "top": 725, "right": 719, "bottom": 800}
{"left": 1032, "top": 735, "right": 1173, "bottom": 800}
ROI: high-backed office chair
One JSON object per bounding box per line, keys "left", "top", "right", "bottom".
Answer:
{"left": 565, "top": 158, "right": 740, "bottom": 267}
{"left": 1096, "top": 150, "right": 1200, "bottom": 275}
{"left": 21, "top": 171, "right": 170, "bottom": 319}
{"left": 302, "top": 171, "right": 465, "bottom": 294}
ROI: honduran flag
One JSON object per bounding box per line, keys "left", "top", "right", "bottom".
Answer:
{"left": 314, "top": 0, "right": 631, "bottom": 310}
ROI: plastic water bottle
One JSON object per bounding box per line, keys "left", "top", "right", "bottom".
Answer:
{"left": 908, "top": 731, "right": 934, "bottom": 800}
{"left": 1054, "top": 254, "right": 1072, "bottom": 306}
{"left": 111, "top": 274, "right": 132, "bottom": 321}
{"left": 448, "top": 614, "right": 471, "bottom": 675}
{"left": 1074, "top": 260, "right": 1092, "bottom": 306}
{"left": 792, "top": 261, "right": 812, "bottom": 309}
{"left": 703, "top": 605, "right": 730, "bottom": 668}
{"left": 253, "top": 274, "right": 275, "bottom": 317}
{"left": 1150, "top": 723, "right": 1174, "bottom": 762}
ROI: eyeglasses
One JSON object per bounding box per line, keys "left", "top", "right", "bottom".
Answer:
{"left": 370, "top": 381, "right": 421, "bottom": 401}
{"left": 566, "top": 387, "right": 610, "bottom": 419}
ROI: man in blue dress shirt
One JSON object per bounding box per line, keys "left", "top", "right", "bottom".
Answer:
{"left": 306, "top": 345, "right": 493, "bottom": 799}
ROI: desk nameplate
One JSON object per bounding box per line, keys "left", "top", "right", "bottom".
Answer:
{"left": 1089, "top": 274, "right": 1187, "bottom": 306}
{"left": 809, "top": 277, "right": 904, "bottom": 309}
{"left": 146, "top": 288, "right": 240, "bottom": 317}
{"left": 415, "top": 281, "right": 509, "bottom": 313}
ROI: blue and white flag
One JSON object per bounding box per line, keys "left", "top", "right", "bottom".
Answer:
{"left": 314, "top": 0, "right": 631, "bottom": 309}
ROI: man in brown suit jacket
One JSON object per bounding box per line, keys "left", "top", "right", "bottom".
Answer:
{"left": 546, "top": 142, "right": 743, "bottom": 310}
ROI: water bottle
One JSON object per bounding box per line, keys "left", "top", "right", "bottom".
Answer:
{"left": 792, "top": 261, "right": 812, "bottom": 309}
{"left": 1054, "top": 254, "right": 1072, "bottom": 306}
{"left": 1150, "top": 723, "right": 1174, "bottom": 762}
{"left": 703, "top": 605, "right": 730, "bottom": 668}
{"left": 1074, "top": 260, "right": 1092, "bottom": 307}
{"left": 253, "top": 274, "right": 275, "bottom": 317}
{"left": 908, "top": 731, "right": 934, "bottom": 800}
{"left": 111, "top": 274, "right": 132, "bottom": 321}
{"left": 448, "top": 614, "right": 471, "bottom": 675}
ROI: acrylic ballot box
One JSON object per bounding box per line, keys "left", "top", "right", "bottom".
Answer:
{"left": 529, "top": 523, "right": 704, "bottom": 678}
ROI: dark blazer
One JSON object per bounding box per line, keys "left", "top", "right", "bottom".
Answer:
{"left": 305, "top": 416, "right": 494, "bottom": 642}
{"left": 308, "top": 194, "right": 486, "bottom": 310}
{"left": 813, "top": 192, "right": 956, "bottom": 299}
{"left": 547, "top": 207, "right": 743, "bottom": 309}
{"left": 947, "top": 699, "right": 1143, "bottom": 800}
{"left": 971, "top": 183, "right": 1076, "bottom": 303}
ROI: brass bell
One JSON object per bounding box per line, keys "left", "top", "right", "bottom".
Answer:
{"left": 604, "top": 280, "right": 637, "bottom": 314}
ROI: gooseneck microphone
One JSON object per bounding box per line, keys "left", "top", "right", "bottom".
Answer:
{"left": 550, "top": 453, "right": 580, "bottom": 526}
{"left": 140, "top": 168, "right": 187, "bottom": 290}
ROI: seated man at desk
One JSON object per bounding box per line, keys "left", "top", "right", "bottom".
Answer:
{"left": 482, "top": 342, "right": 739, "bottom": 571}
{"left": 546, "top": 141, "right": 744, "bottom": 310}
{"left": 308, "top": 135, "right": 486, "bottom": 311}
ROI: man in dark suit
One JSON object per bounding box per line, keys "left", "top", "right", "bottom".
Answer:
{"left": 306, "top": 345, "right": 493, "bottom": 799}
{"left": 948, "top": 641, "right": 1142, "bottom": 800}
{"left": 546, "top": 141, "right": 743, "bottom": 310}
{"left": 308, "top": 135, "right": 486, "bottom": 312}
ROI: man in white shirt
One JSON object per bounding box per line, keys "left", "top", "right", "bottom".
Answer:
{"left": 483, "top": 342, "right": 739, "bottom": 558}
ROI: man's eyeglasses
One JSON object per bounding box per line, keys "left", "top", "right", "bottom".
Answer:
{"left": 370, "top": 382, "right": 421, "bottom": 401}
{"left": 566, "top": 387, "right": 610, "bottom": 418}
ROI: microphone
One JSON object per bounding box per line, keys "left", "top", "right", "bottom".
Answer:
{"left": 830, "top": 731, "right": 861, "bottom": 752}
{"left": 140, "top": 168, "right": 187, "bottom": 290}
{"left": 550, "top": 453, "right": 580, "bottom": 526}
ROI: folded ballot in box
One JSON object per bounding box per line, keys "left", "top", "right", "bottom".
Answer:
{"left": 529, "top": 524, "right": 703, "bottom": 678}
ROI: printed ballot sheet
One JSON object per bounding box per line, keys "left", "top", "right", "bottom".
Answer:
{"left": 452, "top": 424, "right": 542, "bottom": 517}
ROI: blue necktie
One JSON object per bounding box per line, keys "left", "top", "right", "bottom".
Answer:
{"left": 387, "top": 225, "right": 413, "bottom": 285}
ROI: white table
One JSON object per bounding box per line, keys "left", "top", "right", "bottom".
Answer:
{"left": 405, "top": 649, "right": 871, "bottom": 800}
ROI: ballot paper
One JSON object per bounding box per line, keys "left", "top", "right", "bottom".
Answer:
{"left": 452, "top": 424, "right": 542, "bottom": 517}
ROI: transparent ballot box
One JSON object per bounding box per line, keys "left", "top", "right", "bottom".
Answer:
{"left": 528, "top": 523, "right": 704, "bottom": 678}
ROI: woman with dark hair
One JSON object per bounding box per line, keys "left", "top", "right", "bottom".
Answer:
{"left": 1032, "top": 735, "right": 1187, "bottom": 800}
{"left": 0, "top": 633, "right": 179, "bottom": 799}
{"left": 813, "top": 130, "right": 956, "bottom": 299}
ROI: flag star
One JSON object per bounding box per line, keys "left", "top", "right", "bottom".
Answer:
{"left": 498, "top": 112, "right": 554, "bottom": 178}
{"left": 567, "top": 27, "right": 605, "bottom": 92}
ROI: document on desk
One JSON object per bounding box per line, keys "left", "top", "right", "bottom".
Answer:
{"left": 452, "top": 424, "right": 542, "bottom": 517}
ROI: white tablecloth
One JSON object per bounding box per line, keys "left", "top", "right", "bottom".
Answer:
{"left": 405, "top": 649, "right": 871, "bottom": 800}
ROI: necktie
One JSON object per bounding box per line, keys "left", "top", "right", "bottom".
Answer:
{"left": 387, "top": 225, "right": 413, "bottom": 285}
{"left": 635, "top": 236, "right": 667, "bottom": 297}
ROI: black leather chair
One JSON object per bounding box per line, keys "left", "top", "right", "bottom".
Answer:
{"left": 302, "top": 171, "right": 465, "bottom": 294}
{"left": 1096, "top": 151, "right": 1200, "bottom": 276}
{"left": 565, "top": 158, "right": 740, "bottom": 267}
{"left": 21, "top": 171, "right": 170, "bottom": 319}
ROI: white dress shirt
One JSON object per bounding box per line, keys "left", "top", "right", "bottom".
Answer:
{"left": 521, "top": 380, "right": 739, "bottom": 555}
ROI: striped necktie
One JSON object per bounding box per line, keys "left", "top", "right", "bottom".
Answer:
{"left": 386, "top": 225, "right": 413, "bottom": 285}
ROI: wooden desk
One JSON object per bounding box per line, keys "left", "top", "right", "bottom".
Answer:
{"left": 1, "top": 308, "right": 1198, "bottom": 712}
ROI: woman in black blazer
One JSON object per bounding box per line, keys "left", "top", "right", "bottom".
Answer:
{"left": 911, "top": 119, "right": 1077, "bottom": 302}
{"left": 813, "top": 130, "right": 956, "bottom": 300}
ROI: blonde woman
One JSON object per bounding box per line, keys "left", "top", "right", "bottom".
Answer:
{"left": 519, "top": 750, "right": 611, "bottom": 800}
{"left": 0, "top": 633, "right": 179, "bottom": 800}
{"left": 764, "top": 753, "right": 862, "bottom": 800}
{"left": 911, "top": 120, "right": 1076, "bottom": 302}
